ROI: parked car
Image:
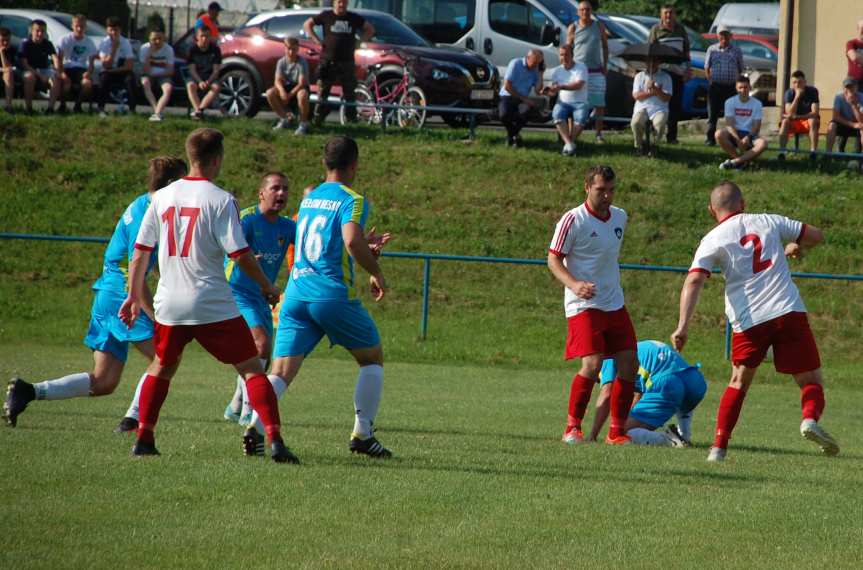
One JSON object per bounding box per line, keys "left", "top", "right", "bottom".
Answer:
{"left": 702, "top": 33, "right": 778, "bottom": 63}
{"left": 709, "top": 2, "right": 779, "bottom": 36}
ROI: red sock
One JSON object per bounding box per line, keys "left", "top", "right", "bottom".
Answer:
{"left": 800, "top": 383, "right": 825, "bottom": 421}
{"left": 137, "top": 374, "right": 171, "bottom": 444}
{"left": 245, "top": 374, "right": 282, "bottom": 442}
{"left": 567, "top": 374, "right": 595, "bottom": 428}
{"left": 609, "top": 378, "right": 635, "bottom": 438}
{"left": 713, "top": 386, "right": 747, "bottom": 449}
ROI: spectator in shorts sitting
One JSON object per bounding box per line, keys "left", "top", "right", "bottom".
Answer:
{"left": 97, "top": 17, "right": 137, "bottom": 117}
{"left": 826, "top": 77, "right": 863, "bottom": 155}
{"left": 266, "top": 36, "right": 310, "bottom": 136}
{"left": 57, "top": 14, "right": 98, "bottom": 113}
{"left": 140, "top": 29, "right": 175, "bottom": 122}
{"left": 545, "top": 43, "right": 588, "bottom": 157}
{"left": 717, "top": 75, "right": 767, "bottom": 170}
{"left": 0, "top": 27, "right": 16, "bottom": 112}
{"left": 186, "top": 26, "right": 222, "bottom": 120}
{"left": 630, "top": 56, "right": 672, "bottom": 157}
{"left": 20, "top": 19, "right": 61, "bottom": 114}
{"left": 777, "top": 70, "right": 820, "bottom": 161}
{"left": 498, "top": 49, "right": 543, "bottom": 148}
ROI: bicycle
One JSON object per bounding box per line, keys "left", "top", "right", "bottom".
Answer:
{"left": 340, "top": 56, "right": 427, "bottom": 129}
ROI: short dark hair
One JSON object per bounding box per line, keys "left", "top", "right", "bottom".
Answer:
{"left": 148, "top": 156, "right": 187, "bottom": 193}
{"left": 791, "top": 69, "right": 806, "bottom": 80}
{"left": 31, "top": 19, "right": 47, "bottom": 30}
{"left": 208, "top": 2, "right": 222, "bottom": 11}
{"left": 324, "top": 136, "right": 359, "bottom": 171}
{"left": 584, "top": 165, "right": 615, "bottom": 187}
{"left": 661, "top": 4, "right": 675, "bottom": 11}
{"left": 736, "top": 74, "right": 750, "bottom": 84}
{"left": 72, "top": 14, "right": 86, "bottom": 23}
{"left": 106, "top": 17, "right": 122, "bottom": 29}
{"left": 259, "top": 171, "right": 288, "bottom": 188}
{"left": 0, "top": 27, "right": 10, "bottom": 38}
{"left": 185, "top": 128, "right": 224, "bottom": 166}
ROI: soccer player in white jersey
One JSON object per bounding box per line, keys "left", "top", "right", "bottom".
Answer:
{"left": 119, "top": 128, "right": 295, "bottom": 463}
{"left": 547, "top": 165, "right": 639, "bottom": 445}
{"left": 671, "top": 181, "right": 839, "bottom": 462}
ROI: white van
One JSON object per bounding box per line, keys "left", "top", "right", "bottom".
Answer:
{"left": 709, "top": 2, "right": 779, "bottom": 36}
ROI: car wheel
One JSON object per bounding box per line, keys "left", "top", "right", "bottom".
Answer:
{"left": 218, "top": 69, "right": 259, "bottom": 118}
{"left": 397, "top": 86, "right": 427, "bottom": 129}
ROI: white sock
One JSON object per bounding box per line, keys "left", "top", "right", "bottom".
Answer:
{"left": 352, "top": 364, "right": 383, "bottom": 439}
{"left": 34, "top": 373, "right": 92, "bottom": 400}
{"left": 628, "top": 427, "right": 672, "bottom": 446}
{"left": 251, "top": 374, "right": 288, "bottom": 433}
{"left": 677, "top": 411, "right": 693, "bottom": 442}
{"left": 228, "top": 376, "right": 243, "bottom": 413}
{"left": 124, "top": 373, "right": 147, "bottom": 420}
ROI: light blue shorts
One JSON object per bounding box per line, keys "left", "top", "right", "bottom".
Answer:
{"left": 552, "top": 101, "right": 590, "bottom": 125}
{"left": 84, "top": 288, "right": 154, "bottom": 362}
{"left": 629, "top": 367, "right": 707, "bottom": 428}
{"left": 233, "top": 290, "right": 274, "bottom": 340}
{"left": 273, "top": 298, "right": 380, "bottom": 358}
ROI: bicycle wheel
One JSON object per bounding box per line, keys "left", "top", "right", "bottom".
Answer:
{"left": 398, "top": 85, "right": 427, "bottom": 129}
{"left": 340, "top": 85, "right": 378, "bottom": 126}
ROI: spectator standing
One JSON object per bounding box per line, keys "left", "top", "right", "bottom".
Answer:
{"left": 826, "top": 77, "right": 863, "bottom": 155}
{"left": 546, "top": 43, "right": 588, "bottom": 156}
{"left": 0, "top": 27, "right": 15, "bottom": 112}
{"left": 630, "top": 57, "right": 672, "bottom": 157}
{"left": 97, "top": 17, "right": 137, "bottom": 117}
{"left": 195, "top": 2, "right": 222, "bottom": 40}
{"left": 186, "top": 27, "right": 222, "bottom": 120}
{"left": 777, "top": 70, "right": 820, "bottom": 161}
{"left": 704, "top": 25, "right": 743, "bottom": 145}
{"left": 567, "top": 1, "right": 609, "bottom": 144}
{"left": 648, "top": 5, "right": 690, "bottom": 144}
{"left": 57, "top": 14, "right": 98, "bottom": 113}
{"left": 498, "top": 49, "right": 543, "bottom": 148}
{"left": 717, "top": 75, "right": 766, "bottom": 170}
{"left": 304, "top": 0, "right": 374, "bottom": 125}
{"left": 845, "top": 19, "right": 863, "bottom": 91}
{"left": 140, "top": 29, "right": 175, "bottom": 122}
{"left": 20, "top": 19, "right": 61, "bottom": 114}
{"left": 266, "top": 36, "right": 311, "bottom": 135}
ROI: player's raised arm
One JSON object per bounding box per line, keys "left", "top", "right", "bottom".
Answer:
{"left": 344, "top": 221, "right": 386, "bottom": 301}
{"left": 671, "top": 270, "right": 708, "bottom": 351}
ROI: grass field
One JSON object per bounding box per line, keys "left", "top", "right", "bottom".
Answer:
{"left": 0, "top": 114, "right": 861, "bottom": 568}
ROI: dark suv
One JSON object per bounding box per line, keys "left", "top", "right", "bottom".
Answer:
{"left": 211, "top": 9, "right": 499, "bottom": 120}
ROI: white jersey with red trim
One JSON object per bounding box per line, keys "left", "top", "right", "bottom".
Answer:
{"left": 549, "top": 203, "right": 627, "bottom": 317}
{"left": 689, "top": 212, "right": 807, "bottom": 332}
{"left": 136, "top": 177, "right": 250, "bottom": 325}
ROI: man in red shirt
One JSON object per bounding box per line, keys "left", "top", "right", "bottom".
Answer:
{"left": 195, "top": 2, "right": 222, "bottom": 40}
{"left": 845, "top": 19, "right": 863, "bottom": 90}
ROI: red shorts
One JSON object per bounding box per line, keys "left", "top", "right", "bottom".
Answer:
{"left": 732, "top": 312, "right": 821, "bottom": 374}
{"left": 154, "top": 316, "right": 258, "bottom": 367}
{"left": 787, "top": 118, "right": 811, "bottom": 135}
{"left": 565, "top": 307, "right": 637, "bottom": 360}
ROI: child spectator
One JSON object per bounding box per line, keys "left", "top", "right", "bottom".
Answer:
{"left": 140, "top": 29, "right": 175, "bottom": 122}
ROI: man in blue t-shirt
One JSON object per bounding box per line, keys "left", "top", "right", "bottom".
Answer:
{"left": 4, "top": 157, "right": 187, "bottom": 428}
{"left": 498, "top": 49, "right": 544, "bottom": 148}
{"left": 244, "top": 136, "right": 393, "bottom": 460}
{"left": 827, "top": 77, "right": 863, "bottom": 155}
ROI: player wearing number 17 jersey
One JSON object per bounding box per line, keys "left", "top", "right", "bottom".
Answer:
{"left": 671, "top": 181, "right": 838, "bottom": 462}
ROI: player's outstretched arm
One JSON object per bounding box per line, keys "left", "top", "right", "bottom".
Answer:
{"left": 119, "top": 248, "right": 154, "bottom": 327}
{"left": 785, "top": 224, "right": 823, "bottom": 259}
{"left": 671, "top": 271, "right": 708, "bottom": 352}
{"left": 344, "top": 222, "right": 386, "bottom": 301}
{"left": 547, "top": 253, "right": 595, "bottom": 299}
{"left": 235, "top": 251, "right": 281, "bottom": 305}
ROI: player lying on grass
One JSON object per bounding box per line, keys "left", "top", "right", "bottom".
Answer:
{"left": 115, "top": 171, "right": 296, "bottom": 433}
{"left": 240, "top": 136, "right": 395, "bottom": 460}
{"left": 4, "top": 157, "right": 187, "bottom": 428}
{"left": 671, "top": 181, "right": 839, "bottom": 462}
{"left": 587, "top": 340, "right": 707, "bottom": 446}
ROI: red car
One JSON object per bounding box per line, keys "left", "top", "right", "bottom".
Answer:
{"left": 702, "top": 33, "right": 779, "bottom": 65}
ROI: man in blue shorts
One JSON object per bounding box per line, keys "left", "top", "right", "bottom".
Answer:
{"left": 4, "top": 157, "right": 187, "bottom": 427}
{"left": 115, "top": 171, "right": 296, "bottom": 432}
{"left": 587, "top": 340, "right": 707, "bottom": 446}
{"left": 241, "top": 135, "right": 393, "bottom": 460}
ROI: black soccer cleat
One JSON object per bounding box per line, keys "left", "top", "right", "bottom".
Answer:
{"left": 349, "top": 435, "right": 393, "bottom": 458}
{"left": 131, "top": 440, "right": 160, "bottom": 457}
{"left": 242, "top": 427, "right": 265, "bottom": 457}
{"left": 114, "top": 417, "right": 139, "bottom": 434}
{"left": 665, "top": 424, "right": 690, "bottom": 448}
{"left": 270, "top": 440, "right": 300, "bottom": 464}
{"left": 3, "top": 377, "right": 36, "bottom": 428}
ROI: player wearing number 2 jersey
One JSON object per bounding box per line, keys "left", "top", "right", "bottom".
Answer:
{"left": 672, "top": 181, "right": 838, "bottom": 462}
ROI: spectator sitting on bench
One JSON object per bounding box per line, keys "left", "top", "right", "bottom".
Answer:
{"left": 186, "top": 26, "right": 222, "bottom": 120}
{"left": 140, "top": 29, "right": 175, "bottom": 122}
{"left": 777, "top": 70, "right": 820, "bottom": 161}
{"left": 630, "top": 55, "right": 672, "bottom": 157}
{"left": 57, "top": 14, "right": 97, "bottom": 113}
{"left": 718, "top": 75, "right": 767, "bottom": 170}
{"left": 826, "top": 77, "right": 863, "bottom": 155}
{"left": 266, "top": 36, "right": 310, "bottom": 136}
{"left": 20, "top": 19, "right": 61, "bottom": 114}
{"left": 97, "top": 17, "right": 137, "bottom": 117}
{"left": 0, "top": 27, "right": 16, "bottom": 113}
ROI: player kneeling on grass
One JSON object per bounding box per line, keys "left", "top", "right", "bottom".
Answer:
{"left": 3, "top": 156, "right": 187, "bottom": 428}
{"left": 671, "top": 181, "right": 839, "bottom": 462}
{"left": 587, "top": 340, "right": 706, "bottom": 447}
{"left": 241, "top": 136, "right": 394, "bottom": 460}
{"left": 118, "top": 128, "right": 293, "bottom": 463}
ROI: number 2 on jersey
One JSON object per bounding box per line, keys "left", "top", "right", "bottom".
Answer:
{"left": 161, "top": 206, "right": 201, "bottom": 257}
{"left": 295, "top": 215, "right": 327, "bottom": 263}
{"left": 740, "top": 234, "right": 773, "bottom": 274}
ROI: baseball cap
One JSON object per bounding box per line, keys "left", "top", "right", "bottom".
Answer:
{"left": 843, "top": 77, "right": 857, "bottom": 88}
{"left": 718, "top": 25, "right": 732, "bottom": 34}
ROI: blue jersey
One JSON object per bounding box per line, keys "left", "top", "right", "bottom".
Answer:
{"left": 599, "top": 340, "right": 694, "bottom": 393}
{"left": 92, "top": 194, "right": 157, "bottom": 293}
{"left": 225, "top": 205, "right": 295, "bottom": 296}
{"left": 286, "top": 182, "right": 369, "bottom": 302}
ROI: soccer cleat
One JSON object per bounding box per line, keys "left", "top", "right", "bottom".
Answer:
{"left": 349, "top": 434, "right": 393, "bottom": 458}
{"left": 562, "top": 425, "right": 585, "bottom": 445}
{"left": 604, "top": 434, "right": 631, "bottom": 445}
{"left": 706, "top": 447, "right": 727, "bottom": 462}
{"left": 665, "top": 424, "right": 691, "bottom": 448}
{"left": 131, "top": 440, "right": 160, "bottom": 456}
{"left": 271, "top": 440, "right": 300, "bottom": 464}
{"left": 242, "top": 427, "right": 265, "bottom": 457}
{"left": 3, "top": 378, "right": 36, "bottom": 428}
{"left": 223, "top": 404, "right": 241, "bottom": 424}
{"left": 294, "top": 123, "right": 309, "bottom": 136}
{"left": 800, "top": 419, "right": 839, "bottom": 456}
{"left": 114, "top": 417, "right": 139, "bottom": 434}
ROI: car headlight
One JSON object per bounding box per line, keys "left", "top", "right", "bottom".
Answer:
{"left": 432, "top": 68, "right": 451, "bottom": 81}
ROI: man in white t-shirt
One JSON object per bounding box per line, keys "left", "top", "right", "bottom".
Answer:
{"left": 118, "top": 128, "right": 297, "bottom": 464}
{"left": 140, "top": 29, "right": 175, "bottom": 122}
{"left": 547, "top": 165, "right": 639, "bottom": 446}
{"left": 671, "top": 181, "right": 839, "bottom": 462}
{"left": 57, "top": 14, "right": 98, "bottom": 112}
{"left": 545, "top": 43, "right": 588, "bottom": 156}
{"left": 630, "top": 57, "right": 672, "bottom": 157}
{"left": 718, "top": 75, "right": 767, "bottom": 170}
{"left": 97, "top": 17, "right": 136, "bottom": 116}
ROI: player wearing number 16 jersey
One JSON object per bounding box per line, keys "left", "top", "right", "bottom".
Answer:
{"left": 671, "top": 181, "right": 838, "bottom": 462}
